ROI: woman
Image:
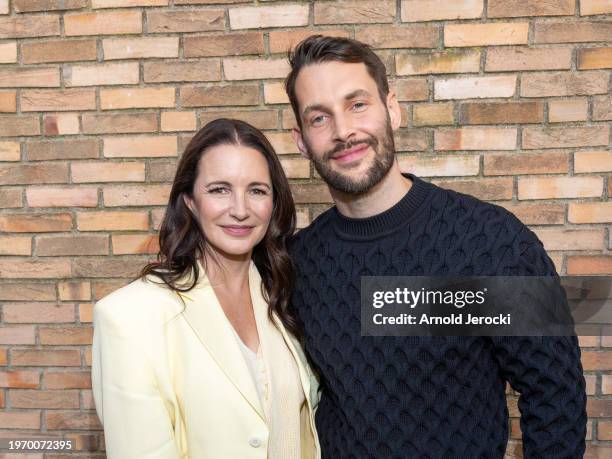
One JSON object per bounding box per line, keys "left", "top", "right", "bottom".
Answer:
{"left": 92, "top": 119, "right": 320, "bottom": 459}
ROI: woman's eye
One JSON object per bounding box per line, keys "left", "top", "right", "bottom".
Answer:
{"left": 250, "top": 188, "right": 268, "bottom": 195}
{"left": 208, "top": 187, "right": 229, "bottom": 194}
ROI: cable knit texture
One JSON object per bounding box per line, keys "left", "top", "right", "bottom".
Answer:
{"left": 289, "top": 174, "right": 586, "bottom": 459}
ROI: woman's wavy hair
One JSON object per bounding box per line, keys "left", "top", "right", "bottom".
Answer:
{"left": 141, "top": 118, "right": 300, "bottom": 337}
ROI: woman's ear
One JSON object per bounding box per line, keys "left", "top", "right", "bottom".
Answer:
{"left": 182, "top": 194, "right": 197, "bottom": 217}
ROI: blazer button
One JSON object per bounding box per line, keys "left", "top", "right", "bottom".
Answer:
{"left": 249, "top": 437, "right": 262, "bottom": 448}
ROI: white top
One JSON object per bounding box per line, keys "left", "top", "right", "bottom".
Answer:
{"left": 233, "top": 329, "right": 268, "bottom": 413}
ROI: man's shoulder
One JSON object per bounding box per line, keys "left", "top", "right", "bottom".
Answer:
{"left": 288, "top": 206, "right": 336, "bottom": 255}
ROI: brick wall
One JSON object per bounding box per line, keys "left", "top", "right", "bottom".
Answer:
{"left": 0, "top": 0, "right": 610, "bottom": 457}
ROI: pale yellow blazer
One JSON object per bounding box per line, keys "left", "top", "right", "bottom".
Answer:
{"left": 92, "top": 261, "right": 321, "bottom": 459}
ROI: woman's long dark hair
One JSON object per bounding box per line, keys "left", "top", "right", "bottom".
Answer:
{"left": 141, "top": 118, "right": 300, "bottom": 338}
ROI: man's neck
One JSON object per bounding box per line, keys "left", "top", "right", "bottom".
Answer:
{"left": 331, "top": 161, "right": 412, "bottom": 219}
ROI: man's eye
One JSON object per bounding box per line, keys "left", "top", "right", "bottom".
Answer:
{"left": 311, "top": 115, "right": 326, "bottom": 126}
{"left": 352, "top": 102, "right": 366, "bottom": 111}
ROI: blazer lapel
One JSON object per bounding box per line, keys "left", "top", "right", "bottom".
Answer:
{"left": 180, "top": 262, "right": 265, "bottom": 421}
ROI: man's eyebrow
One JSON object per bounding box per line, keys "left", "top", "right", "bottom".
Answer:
{"left": 301, "top": 89, "right": 373, "bottom": 119}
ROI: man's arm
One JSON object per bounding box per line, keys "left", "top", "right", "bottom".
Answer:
{"left": 492, "top": 241, "right": 587, "bottom": 458}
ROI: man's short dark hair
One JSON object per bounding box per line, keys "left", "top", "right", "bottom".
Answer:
{"left": 285, "top": 35, "right": 390, "bottom": 130}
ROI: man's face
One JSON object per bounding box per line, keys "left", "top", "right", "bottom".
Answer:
{"left": 292, "top": 61, "right": 401, "bottom": 195}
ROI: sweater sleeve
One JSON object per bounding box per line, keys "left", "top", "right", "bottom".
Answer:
{"left": 491, "top": 242, "right": 587, "bottom": 459}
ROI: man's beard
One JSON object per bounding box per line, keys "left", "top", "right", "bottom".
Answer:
{"left": 304, "top": 115, "right": 396, "bottom": 195}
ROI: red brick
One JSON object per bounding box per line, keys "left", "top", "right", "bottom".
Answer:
{"left": 0, "top": 326, "right": 35, "bottom": 345}
{"left": 21, "top": 89, "right": 96, "bottom": 112}
{"left": 11, "top": 349, "right": 80, "bottom": 366}
{"left": 65, "top": 11, "right": 142, "bottom": 36}
{"left": 13, "top": 0, "right": 87, "bottom": 12}
{"left": 72, "top": 161, "right": 145, "bottom": 183}
{"left": 533, "top": 228, "right": 603, "bottom": 251}
{"left": 522, "top": 126, "right": 608, "bottom": 149}
{"left": 0, "top": 236, "right": 31, "bottom": 255}
{"left": 184, "top": 33, "right": 263, "bottom": 57}
{"left": 58, "top": 281, "right": 91, "bottom": 302}
{"left": 432, "top": 178, "right": 513, "bottom": 200}
{"left": 435, "top": 75, "right": 516, "bottom": 100}
{"left": 93, "top": 0, "right": 166, "bottom": 6}
{"left": 103, "top": 36, "right": 178, "bottom": 59}
{"left": 0, "top": 91, "right": 16, "bottom": 112}
{"left": 0, "top": 259, "right": 71, "bottom": 279}
{"left": 269, "top": 29, "right": 349, "bottom": 54}
{"left": 3, "top": 303, "right": 74, "bottom": 323}
{"left": 76, "top": 211, "right": 148, "bottom": 231}
{"left": 45, "top": 371, "right": 91, "bottom": 389}
{"left": 488, "top": 0, "right": 574, "bottom": 17}
{"left": 21, "top": 39, "right": 96, "bottom": 64}
{"left": 101, "top": 87, "right": 175, "bottom": 110}
{"left": 401, "top": 0, "right": 483, "bottom": 21}
{"left": 484, "top": 152, "right": 568, "bottom": 176}
{"left": 72, "top": 257, "right": 147, "bottom": 278}
{"left": 43, "top": 113, "right": 80, "bottom": 136}
{"left": 93, "top": 279, "right": 128, "bottom": 300}
{"left": 394, "top": 78, "right": 429, "bottom": 101}
{"left": 535, "top": 21, "right": 612, "bottom": 43}
{"left": 593, "top": 96, "right": 612, "bottom": 120}
{"left": 578, "top": 47, "right": 612, "bottom": 69}
{"left": 568, "top": 256, "right": 612, "bottom": 275}
{"left": 549, "top": 99, "right": 589, "bottom": 122}
{"left": 399, "top": 155, "right": 479, "bottom": 177}
{"left": 103, "top": 184, "right": 171, "bottom": 206}
{"left": 0, "top": 140, "right": 19, "bottom": 160}
{"left": 0, "top": 213, "right": 71, "bottom": 233}
{"left": 518, "top": 176, "right": 603, "bottom": 199}
{"left": 569, "top": 202, "right": 612, "bottom": 223}
{"left": 458, "top": 101, "right": 543, "bottom": 125}
{"left": 147, "top": 9, "right": 224, "bottom": 33}
{"left": 397, "top": 50, "right": 480, "bottom": 75}
{"left": 39, "top": 327, "right": 93, "bottom": 345}
{"left": 521, "top": 70, "right": 609, "bottom": 97}
{"left": 0, "top": 15, "right": 59, "bottom": 39}
{"left": 581, "top": 0, "right": 612, "bottom": 15}
{"left": 103, "top": 135, "right": 177, "bottom": 158}
{"left": 230, "top": 4, "right": 309, "bottom": 29}
{"left": 356, "top": 25, "right": 438, "bottom": 49}
{"left": 0, "top": 67, "right": 59, "bottom": 88}
{"left": 445, "top": 23, "right": 529, "bottom": 47}
{"left": 144, "top": 60, "right": 220, "bottom": 83}
{"left": 486, "top": 47, "right": 572, "bottom": 71}
{"left": 0, "top": 115, "right": 39, "bottom": 137}
{"left": 26, "top": 186, "right": 98, "bottom": 208}
{"left": 0, "top": 411, "right": 40, "bottom": 429}
{"left": 280, "top": 158, "right": 310, "bottom": 179}
{"left": 161, "top": 111, "right": 197, "bottom": 132}
{"left": 0, "top": 41, "right": 16, "bottom": 63}
{"left": 64, "top": 62, "right": 139, "bottom": 87}
{"left": 574, "top": 151, "right": 612, "bottom": 173}
{"left": 148, "top": 161, "right": 177, "bottom": 182}
{"left": 0, "top": 371, "right": 39, "bottom": 389}
{"left": 582, "top": 351, "right": 612, "bottom": 371}
{"left": 413, "top": 103, "right": 454, "bottom": 126}
{"left": 604, "top": 374, "right": 612, "bottom": 393}
{"left": 25, "top": 139, "right": 98, "bottom": 161}
{"left": 0, "top": 163, "right": 68, "bottom": 185}
{"left": 315, "top": 1, "right": 394, "bottom": 25}
{"left": 290, "top": 183, "right": 333, "bottom": 204}
{"left": 46, "top": 411, "right": 101, "bottom": 430}
{"left": 36, "top": 235, "right": 107, "bottom": 256}
{"left": 181, "top": 84, "right": 259, "bottom": 107}
{"left": 11, "top": 389, "right": 80, "bottom": 409}
{"left": 82, "top": 113, "right": 157, "bottom": 134}
{"left": 499, "top": 203, "right": 565, "bottom": 225}
{"left": 0, "top": 188, "right": 22, "bottom": 208}
{"left": 199, "top": 109, "right": 277, "bottom": 130}
{"left": 435, "top": 128, "right": 517, "bottom": 151}
{"left": 599, "top": 422, "right": 612, "bottom": 440}
{"left": 112, "top": 234, "right": 159, "bottom": 255}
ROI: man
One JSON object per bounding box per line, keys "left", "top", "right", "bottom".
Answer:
{"left": 285, "top": 35, "right": 586, "bottom": 458}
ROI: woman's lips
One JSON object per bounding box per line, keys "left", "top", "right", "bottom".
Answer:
{"left": 332, "top": 144, "right": 369, "bottom": 164}
{"left": 221, "top": 225, "right": 254, "bottom": 236}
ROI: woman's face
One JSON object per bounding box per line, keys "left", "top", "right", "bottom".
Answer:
{"left": 183, "top": 143, "right": 274, "bottom": 262}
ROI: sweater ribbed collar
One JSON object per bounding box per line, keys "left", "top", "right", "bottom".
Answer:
{"left": 331, "top": 173, "right": 433, "bottom": 241}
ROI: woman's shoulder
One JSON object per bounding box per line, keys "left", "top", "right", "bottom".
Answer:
{"left": 94, "top": 276, "right": 185, "bottom": 333}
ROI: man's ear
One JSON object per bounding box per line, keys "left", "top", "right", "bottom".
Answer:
{"left": 292, "top": 127, "right": 311, "bottom": 160}
{"left": 386, "top": 91, "right": 402, "bottom": 131}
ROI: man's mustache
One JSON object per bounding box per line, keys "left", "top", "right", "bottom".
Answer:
{"left": 323, "top": 137, "right": 378, "bottom": 161}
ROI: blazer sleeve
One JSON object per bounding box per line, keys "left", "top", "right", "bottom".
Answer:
{"left": 92, "top": 300, "right": 183, "bottom": 459}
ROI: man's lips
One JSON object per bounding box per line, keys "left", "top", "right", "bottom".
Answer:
{"left": 331, "top": 143, "right": 369, "bottom": 163}
{"left": 220, "top": 225, "right": 254, "bottom": 236}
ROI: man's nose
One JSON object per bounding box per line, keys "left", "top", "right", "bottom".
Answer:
{"left": 333, "top": 114, "right": 356, "bottom": 143}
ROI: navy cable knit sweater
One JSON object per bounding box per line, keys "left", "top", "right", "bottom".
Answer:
{"left": 289, "top": 174, "right": 586, "bottom": 459}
